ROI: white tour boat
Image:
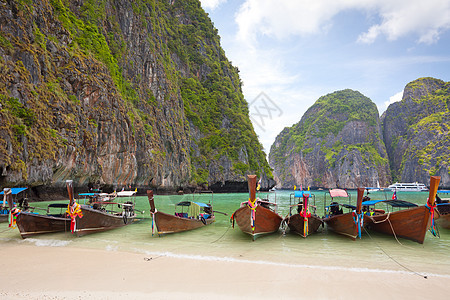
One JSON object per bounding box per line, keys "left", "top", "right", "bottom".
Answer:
{"left": 387, "top": 182, "right": 428, "bottom": 192}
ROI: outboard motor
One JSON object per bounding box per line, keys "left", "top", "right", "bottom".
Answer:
{"left": 329, "top": 202, "right": 342, "bottom": 216}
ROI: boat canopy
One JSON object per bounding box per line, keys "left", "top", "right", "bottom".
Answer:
{"left": 117, "top": 190, "right": 136, "bottom": 197}
{"left": 362, "top": 199, "right": 418, "bottom": 208}
{"left": 294, "top": 190, "right": 311, "bottom": 198}
{"left": 0, "top": 187, "right": 28, "bottom": 195}
{"left": 341, "top": 204, "right": 356, "bottom": 210}
{"left": 329, "top": 189, "right": 348, "bottom": 198}
{"left": 176, "top": 201, "right": 209, "bottom": 207}
{"left": 78, "top": 193, "right": 99, "bottom": 196}
{"left": 437, "top": 190, "right": 450, "bottom": 194}
{"left": 362, "top": 199, "right": 385, "bottom": 206}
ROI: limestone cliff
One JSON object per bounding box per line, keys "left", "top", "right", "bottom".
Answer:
{"left": 0, "top": 0, "right": 272, "bottom": 197}
{"left": 269, "top": 89, "right": 391, "bottom": 189}
{"left": 382, "top": 77, "right": 450, "bottom": 186}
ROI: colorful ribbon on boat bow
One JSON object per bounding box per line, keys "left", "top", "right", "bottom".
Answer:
{"left": 425, "top": 199, "right": 438, "bottom": 237}
{"left": 352, "top": 210, "right": 363, "bottom": 239}
{"left": 9, "top": 207, "right": 21, "bottom": 228}
{"left": 247, "top": 198, "right": 257, "bottom": 233}
{"left": 299, "top": 207, "right": 311, "bottom": 237}
{"left": 66, "top": 202, "right": 83, "bottom": 233}
{"left": 150, "top": 209, "right": 157, "bottom": 236}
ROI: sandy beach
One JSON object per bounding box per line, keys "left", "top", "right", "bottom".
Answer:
{"left": 0, "top": 243, "right": 449, "bottom": 299}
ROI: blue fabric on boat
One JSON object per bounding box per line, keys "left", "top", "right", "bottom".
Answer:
{"left": 192, "top": 201, "right": 209, "bottom": 207}
{"left": 0, "top": 187, "right": 28, "bottom": 195}
{"left": 362, "top": 199, "right": 417, "bottom": 208}
{"left": 202, "top": 214, "right": 210, "bottom": 219}
{"left": 78, "top": 193, "right": 97, "bottom": 196}
{"left": 362, "top": 200, "right": 385, "bottom": 205}
{"left": 294, "top": 191, "right": 311, "bottom": 197}
{"left": 437, "top": 190, "right": 450, "bottom": 194}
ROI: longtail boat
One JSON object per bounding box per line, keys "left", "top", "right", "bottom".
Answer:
{"left": 363, "top": 176, "right": 440, "bottom": 244}
{"left": 3, "top": 186, "right": 70, "bottom": 238}
{"left": 323, "top": 188, "right": 364, "bottom": 240}
{"left": 147, "top": 190, "right": 215, "bottom": 235}
{"left": 231, "top": 175, "right": 282, "bottom": 240}
{"left": 435, "top": 190, "right": 450, "bottom": 229}
{"left": 282, "top": 189, "right": 322, "bottom": 237}
{"left": 1, "top": 188, "right": 28, "bottom": 223}
{"left": 72, "top": 186, "right": 137, "bottom": 237}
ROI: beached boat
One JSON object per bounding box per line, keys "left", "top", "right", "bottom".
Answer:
{"left": 231, "top": 175, "right": 283, "bottom": 240}
{"left": 322, "top": 188, "right": 364, "bottom": 240}
{"left": 387, "top": 182, "right": 428, "bottom": 192}
{"left": 72, "top": 187, "right": 137, "bottom": 237}
{"left": 1, "top": 188, "right": 28, "bottom": 223}
{"left": 363, "top": 176, "right": 440, "bottom": 244}
{"left": 282, "top": 189, "right": 322, "bottom": 237}
{"left": 147, "top": 190, "right": 215, "bottom": 235}
{"left": 3, "top": 186, "right": 70, "bottom": 238}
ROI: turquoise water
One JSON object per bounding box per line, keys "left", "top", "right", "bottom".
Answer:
{"left": 1, "top": 190, "right": 449, "bottom": 276}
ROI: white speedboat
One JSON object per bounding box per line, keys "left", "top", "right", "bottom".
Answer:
{"left": 387, "top": 182, "right": 428, "bottom": 192}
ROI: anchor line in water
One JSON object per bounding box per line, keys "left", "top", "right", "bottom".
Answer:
{"left": 363, "top": 226, "right": 428, "bottom": 279}
{"left": 211, "top": 223, "right": 232, "bottom": 244}
{"left": 0, "top": 227, "right": 14, "bottom": 234}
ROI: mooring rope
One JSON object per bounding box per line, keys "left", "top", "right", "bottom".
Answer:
{"left": 363, "top": 226, "right": 427, "bottom": 279}
{"left": 0, "top": 227, "right": 14, "bottom": 234}
{"left": 368, "top": 213, "right": 413, "bottom": 249}
{"left": 211, "top": 223, "right": 232, "bottom": 244}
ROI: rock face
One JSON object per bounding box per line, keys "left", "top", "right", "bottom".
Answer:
{"left": 0, "top": 0, "right": 272, "bottom": 197}
{"left": 269, "top": 89, "right": 391, "bottom": 189}
{"left": 382, "top": 77, "right": 450, "bottom": 187}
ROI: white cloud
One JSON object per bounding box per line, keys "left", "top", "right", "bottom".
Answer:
{"left": 200, "top": 0, "right": 227, "bottom": 11}
{"left": 384, "top": 91, "right": 403, "bottom": 109}
{"left": 235, "top": 0, "right": 450, "bottom": 45}
{"left": 357, "top": 0, "right": 450, "bottom": 44}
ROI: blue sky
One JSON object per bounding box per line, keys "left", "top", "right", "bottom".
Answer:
{"left": 199, "top": 0, "right": 450, "bottom": 154}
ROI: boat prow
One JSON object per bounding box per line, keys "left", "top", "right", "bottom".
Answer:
{"left": 233, "top": 204, "right": 282, "bottom": 239}
{"left": 231, "top": 175, "right": 282, "bottom": 240}
{"left": 323, "top": 188, "right": 364, "bottom": 240}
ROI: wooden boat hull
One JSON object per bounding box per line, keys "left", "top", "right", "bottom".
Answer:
{"left": 364, "top": 206, "right": 430, "bottom": 244}
{"left": 233, "top": 205, "right": 282, "bottom": 239}
{"left": 285, "top": 214, "right": 323, "bottom": 237}
{"left": 323, "top": 213, "right": 359, "bottom": 240}
{"left": 435, "top": 204, "right": 450, "bottom": 229}
{"left": 152, "top": 211, "right": 215, "bottom": 234}
{"left": 15, "top": 212, "right": 70, "bottom": 238}
{"left": 74, "top": 205, "right": 135, "bottom": 237}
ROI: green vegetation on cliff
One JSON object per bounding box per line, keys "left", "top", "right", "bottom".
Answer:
{"left": 385, "top": 78, "right": 450, "bottom": 181}
{"left": 269, "top": 89, "right": 390, "bottom": 188}
{"left": 0, "top": 0, "right": 272, "bottom": 188}
{"left": 271, "top": 89, "right": 381, "bottom": 167}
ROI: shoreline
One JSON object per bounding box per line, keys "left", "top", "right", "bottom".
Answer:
{"left": 1, "top": 244, "right": 449, "bottom": 299}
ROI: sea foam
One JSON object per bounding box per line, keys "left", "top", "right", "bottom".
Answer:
{"left": 20, "top": 238, "right": 72, "bottom": 247}
{"left": 133, "top": 248, "right": 450, "bottom": 279}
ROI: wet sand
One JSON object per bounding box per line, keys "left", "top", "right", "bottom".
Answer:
{"left": 1, "top": 244, "right": 449, "bottom": 299}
